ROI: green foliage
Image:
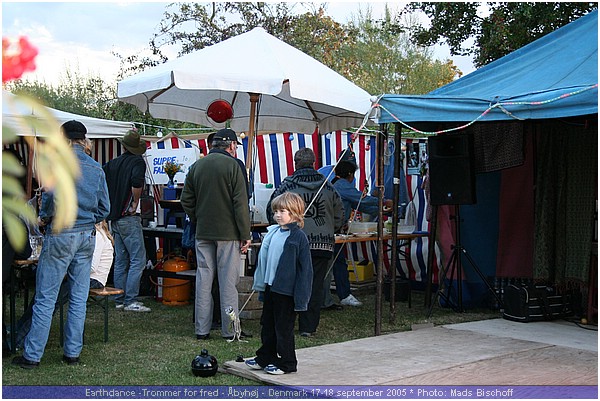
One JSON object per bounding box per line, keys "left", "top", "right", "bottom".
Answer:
{"left": 340, "top": 5, "right": 458, "bottom": 96}
{"left": 407, "top": 2, "right": 598, "bottom": 67}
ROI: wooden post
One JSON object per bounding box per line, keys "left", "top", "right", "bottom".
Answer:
{"left": 245, "top": 93, "right": 260, "bottom": 177}
{"left": 389, "top": 123, "right": 402, "bottom": 322}
{"left": 375, "top": 124, "right": 386, "bottom": 336}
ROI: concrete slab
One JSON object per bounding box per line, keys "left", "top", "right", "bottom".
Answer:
{"left": 442, "top": 318, "right": 597, "bottom": 352}
{"left": 222, "top": 319, "right": 597, "bottom": 386}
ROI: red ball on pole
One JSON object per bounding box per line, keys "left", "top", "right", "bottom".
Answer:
{"left": 207, "top": 100, "right": 233, "bottom": 123}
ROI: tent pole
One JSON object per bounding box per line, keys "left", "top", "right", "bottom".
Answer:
{"left": 375, "top": 124, "right": 386, "bottom": 336}
{"left": 245, "top": 93, "right": 260, "bottom": 177}
{"left": 389, "top": 123, "right": 402, "bottom": 322}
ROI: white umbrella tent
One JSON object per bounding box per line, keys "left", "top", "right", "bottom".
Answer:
{"left": 117, "top": 27, "right": 373, "bottom": 171}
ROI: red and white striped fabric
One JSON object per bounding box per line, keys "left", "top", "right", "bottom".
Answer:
{"left": 241, "top": 131, "right": 320, "bottom": 188}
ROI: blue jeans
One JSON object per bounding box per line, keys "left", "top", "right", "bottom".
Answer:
{"left": 23, "top": 228, "right": 95, "bottom": 362}
{"left": 112, "top": 216, "right": 146, "bottom": 306}
{"left": 332, "top": 243, "right": 351, "bottom": 300}
{"left": 323, "top": 244, "right": 352, "bottom": 304}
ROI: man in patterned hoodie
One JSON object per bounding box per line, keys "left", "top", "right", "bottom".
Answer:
{"left": 266, "top": 148, "right": 344, "bottom": 337}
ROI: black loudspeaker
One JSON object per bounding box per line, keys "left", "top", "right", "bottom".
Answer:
{"left": 428, "top": 134, "right": 476, "bottom": 205}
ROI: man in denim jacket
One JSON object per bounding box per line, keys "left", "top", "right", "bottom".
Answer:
{"left": 13, "top": 120, "right": 110, "bottom": 369}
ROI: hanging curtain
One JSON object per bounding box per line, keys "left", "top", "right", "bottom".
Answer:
{"left": 533, "top": 119, "right": 597, "bottom": 286}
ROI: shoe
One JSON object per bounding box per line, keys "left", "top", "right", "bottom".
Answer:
{"left": 341, "top": 294, "right": 362, "bottom": 307}
{"left": 115, "top": 304, "right": 124, "bottom": 310}
{"left": 299, "top": 332, "right": 313, "bottom": 337}
{"left": 11, "top": 356, "right": 39, "bottom": 369}
{"left": 264, "top": 364, "right": 285, "bottom": 375}
{"left": 62, "top": 355, "right": 80, "bottom": 365}
{"left": 323, "top": 304, "right": 343, "bottom": 311}
{"left": 244, "top": 358, "right": 263, "bottom": 370}
{"left": 196, "top": 334, "right": 210, "bottom": 340}
{"left": 124, "top": 302, "right": 151, "bottom": 312}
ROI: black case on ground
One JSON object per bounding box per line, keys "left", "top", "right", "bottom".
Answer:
{"left": 503, "top": 284, "right": 572, "bottom": 322}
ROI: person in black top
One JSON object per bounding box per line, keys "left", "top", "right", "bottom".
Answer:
{"left": 103, "top": 129, "right": 150, "bottom": 312}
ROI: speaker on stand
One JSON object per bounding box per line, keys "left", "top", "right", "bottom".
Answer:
{"left": 426, "top": 134, "right": 501, "bottom": 315}
{"left": 428, "top": 134, "right": 476, "bottom": 206}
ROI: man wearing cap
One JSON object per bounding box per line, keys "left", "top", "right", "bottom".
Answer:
{"left": 102, "top": 129, "right": 150, "bottom": 312}
{"left": 13, "top": 120, "right": 110, "bottom": 369}
{"left": 266, "top": 147, "right": 344, "bottom": 337}
{"left": 181, "top": 128, "right": 251, "bottom": 340}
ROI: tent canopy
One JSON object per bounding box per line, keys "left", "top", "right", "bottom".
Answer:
{"left": 117, "top": 27, "right": 372, "bottom": 135}
{"left": 3, "top": 90, "right": 133, "bottom": 139}
{"left": 376, "top": 10, "right": 598, "bottom": 124}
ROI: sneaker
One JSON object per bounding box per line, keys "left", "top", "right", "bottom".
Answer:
{"left": 124, "top": 302, "right": 151, "bottom": 312}
{"left": 341, "top": 294, "right": 362, "bottom": 307}
{"left": 196, "top": 334, "right": 210, "bottom": 340}
{"left": 299, "top": 332, "right": 313, "bottom": 337}
{"left": 264, "top": 364, "right": 285, "bottom": 375}
{"left": 245, "top": 358, "right": 263, "bottom": 370}
{"left": 115, "top": 304, "right": 124, "bottom": 310}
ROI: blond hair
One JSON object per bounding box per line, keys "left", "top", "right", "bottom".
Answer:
{"left": 84, "top": 138, "right": 93, "bottom": 156}
{"left": 271, "top": 192, "right": 305, "bottom": 228}
{"left": 95, "top": 220, "right": 114, "bottom": 246}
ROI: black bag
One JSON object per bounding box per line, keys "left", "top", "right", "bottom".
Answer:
{"left": 503, "top": 284, "right": 572, "bottom": 323}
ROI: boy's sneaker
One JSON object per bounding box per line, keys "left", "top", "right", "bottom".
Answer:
{"left": 115, "top": 304, "right": 124, "bottom": 310}
{"left": 341, "top": 294, "right": 362, "bottom": 306}
{"left": 264, "top": 364, "right": 285, "bottom": 375}
{"left": 245, "top": 358, "right": 263, "bottom": 370}
{"left": 124, "top": 302, "right": 151, "bottom": 312}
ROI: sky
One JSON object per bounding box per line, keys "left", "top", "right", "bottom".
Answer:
{"left": 2, "top": 1, "right": 476, "bottom": 87}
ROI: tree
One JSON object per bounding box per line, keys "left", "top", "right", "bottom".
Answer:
{"left": 407, "top": 2, "right": 597, "bottom": 67}
{"left": 339, "top": 5, "right": 458, "bottom": 96}
{"left": 116, "top": 2, "right": 349, "bottom": 78}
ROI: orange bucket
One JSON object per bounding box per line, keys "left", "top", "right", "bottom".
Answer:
{"left": 162, "top": 256, "right": 191, "bottom": 306}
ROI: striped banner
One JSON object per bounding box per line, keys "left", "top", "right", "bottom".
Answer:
{"left": 242, "top": 131, "right": 320, "bottom": 188}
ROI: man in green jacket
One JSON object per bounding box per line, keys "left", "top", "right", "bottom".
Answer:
{"left": 181, "top": 128, "right": 251, "bottom": 340}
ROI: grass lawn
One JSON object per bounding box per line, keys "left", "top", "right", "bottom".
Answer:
{"left": 2, "top": 288, "right": 500, "bottom": 386}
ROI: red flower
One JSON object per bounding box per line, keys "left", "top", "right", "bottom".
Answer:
{"left": 2, "top": 36, "right": 38, "bottom": 83}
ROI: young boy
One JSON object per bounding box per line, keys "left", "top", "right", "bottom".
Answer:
{"left": 245, "top": 192, "right": 313, "bottom": 375}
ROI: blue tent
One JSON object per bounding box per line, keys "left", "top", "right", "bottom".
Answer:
{"left": 376, "top": 10, "right": 598, "bottom": 125}
{"left": 374, "top": 11, "right": 598, "bottom": 309}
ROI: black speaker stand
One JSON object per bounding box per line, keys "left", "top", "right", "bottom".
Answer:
{"left": 427, "top": 205, "right": 502, "bottom": 317}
